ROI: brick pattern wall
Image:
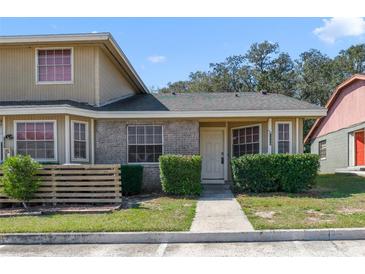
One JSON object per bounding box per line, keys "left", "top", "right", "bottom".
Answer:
{"left": 95, "top": 119, "right": 200, "bottom": 191}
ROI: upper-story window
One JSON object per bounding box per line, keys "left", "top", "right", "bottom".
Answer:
{"left": 36, "top": 48, "right": 73, "bottom": 84}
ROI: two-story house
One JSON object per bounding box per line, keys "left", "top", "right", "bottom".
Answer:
{"left": 0, "top": 33, "right": 326, "bottom": 191}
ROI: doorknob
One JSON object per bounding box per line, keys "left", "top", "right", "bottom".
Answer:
{"left": 221, "top": 152, "right": 224, "bottom": 164}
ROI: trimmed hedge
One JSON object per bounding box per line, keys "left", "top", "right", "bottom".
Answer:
{"left": 231, "top": 154, "right": 320, "bottom": 193}
{"left": 120, "top": 165, "right": 144, "bottom": 196}
{"left": 159, "top": 154, "right": 202, "bottom": 196}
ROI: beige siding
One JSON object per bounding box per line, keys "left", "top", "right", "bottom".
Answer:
{"left": 2, "top": 114, "right": 92, "bottom": 164}
{"left": 98, "top": 48, "right": 137, "bottom": 105}
{"left": 0, "top": 45, "right": 97, "bottom": 105}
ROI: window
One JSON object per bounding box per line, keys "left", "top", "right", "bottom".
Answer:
{"left": 36, "top": 48, "right": 72, "bottom": 83}
{"left": 232, "top": 125, "right": 260, "bottom": 157}
{"left": 319, "top": 140, "right": 326, "bottom": 160}
{"left": 128, "top": 125, "right": 163, "bottom": 163}
{"left": 276, "top": 122, "right": 292, "bottom": 154}
{"left": 15, "top": 121, "right": 56, "bottom": 161}
{"left": 71, "top": 121, "right": 89, "bottom": 161}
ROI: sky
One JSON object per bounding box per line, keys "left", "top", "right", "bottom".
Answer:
{"left": 1, "top": 17, "right": 365, "bottom": 89}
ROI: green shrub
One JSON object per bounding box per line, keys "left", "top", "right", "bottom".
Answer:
{"left": 0, "top": 155, "right": 42, "bottom": 208}
{"left": 231, "top": 154, "right": 320, "bottom": 193}
{"left": 160, "top": 154, "right": 202, "bottom": 196}
{"left": 120, "top": 164, "right": 144, "bottom": 196}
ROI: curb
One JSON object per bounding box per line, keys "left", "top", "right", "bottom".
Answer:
{"left": 1, "top": 228, "right": 365, "bottom": 244}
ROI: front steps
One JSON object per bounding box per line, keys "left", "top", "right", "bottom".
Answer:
{"left": 335, "top": 166, "right": 365, "bottom": 177}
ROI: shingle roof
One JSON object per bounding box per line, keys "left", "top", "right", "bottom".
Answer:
{"left": 99, "top": 92, "right": 324, "bottom": 111}
{"left": 0, "top": 92, "right": 324, "bottom": 112}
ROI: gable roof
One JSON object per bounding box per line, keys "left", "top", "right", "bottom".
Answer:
{"left": 304, "top": 74, "right": 365, "bottom": 144}
{"left": 0, "top": 92, "right": 326, "bottom": 118}
{"left": 0, "top": 32, "right": 149, "bottom": 94}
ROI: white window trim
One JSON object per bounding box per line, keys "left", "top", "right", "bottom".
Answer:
{"left": 319, "top": 140, "right": 327, "bottom": 160}
{"left": 127, "top": 124, "right": 164, "bottom": 164}
{"left": 71, "top": 120, "right": 89, "bottom": 162}
{"left": 14, "top": 120, "right": 58, "bottom": 162}
{"left": 275, "top": 121, "right": 293, "bottom": 154}
{"left": 231, "top": 123, "right": 262, "bottom": 158}
{"left": 35, "top": 47, "right": 74, "bottom": 85}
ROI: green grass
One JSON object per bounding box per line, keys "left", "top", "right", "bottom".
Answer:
{"left": 0, "top": 196, "right": 196, "bottom": 233}
{"left": 236, "top": 174, "right": 365, "bottom": 230}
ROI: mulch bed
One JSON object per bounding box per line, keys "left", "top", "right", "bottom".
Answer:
{"left": 0, "top": 193, "right": 163, "bottom": 217}
{"left": 0, "top": 204, "right": 121, "bottom": 218}
{"left": 0, "top": 194, "right": 163, "bottom": 217}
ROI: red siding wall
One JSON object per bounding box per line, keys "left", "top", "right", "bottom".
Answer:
{"left": 312, "top": 80, "right": 365, "bottom": 138}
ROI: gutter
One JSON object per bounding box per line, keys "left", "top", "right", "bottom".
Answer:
{"left": 0, "top": 105, "right": 327, "bottom": 119}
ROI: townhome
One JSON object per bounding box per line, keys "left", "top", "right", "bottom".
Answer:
{"left": 0, "top": 33, "right": 326, "bottom": 190}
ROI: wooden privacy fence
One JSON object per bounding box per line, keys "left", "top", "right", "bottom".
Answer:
{"left": 0, "top": 164, "right": 121, "bottom": 205}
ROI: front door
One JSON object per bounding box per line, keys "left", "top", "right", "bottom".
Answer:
{"left": 200, "top": 128, "right": 225, "bottom": 184}
{"left": 355, "top": 131, "right": 365, "bottom": 166}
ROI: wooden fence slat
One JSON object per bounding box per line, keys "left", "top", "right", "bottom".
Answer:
{"left": 1, "top": 181, "right": 119, "bottom": 187}
{"left": 0, "top": 164, "right": 122, "bottom": 205}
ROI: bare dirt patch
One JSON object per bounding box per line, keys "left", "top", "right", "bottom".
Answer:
{"left": 337, "top": 207, "right": 365, "bottom": 215}
{"left": 254, "top": 211, "right": 276, "bottom": 219}
{"left": 305, "top": 209, "right": 335, "bottom": 224}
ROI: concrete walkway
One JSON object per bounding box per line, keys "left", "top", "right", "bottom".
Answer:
{"left": 190, "top": 184, "right": 254, "bottom": 232}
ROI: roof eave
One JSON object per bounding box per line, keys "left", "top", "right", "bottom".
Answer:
{"left": 305, "top": 74, "right": 365, "bottom": 143}
{"left": 0, "top": 105, "right": 327, "bottom": 119}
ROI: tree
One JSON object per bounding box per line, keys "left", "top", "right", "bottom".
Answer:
{"left": 159, "top": 81, "right": 190, "bottom": 94}
{"left": 1, "top": 155, "right": 41, "bottom": 209}
{"left": 158, "top": 41, "right": 296, "bottom": 95}
{"left": 334, "top": 44, "right": 365, "bottom": 78}
{"left": 296, "top": 49, "right": 337, "bottom": 106}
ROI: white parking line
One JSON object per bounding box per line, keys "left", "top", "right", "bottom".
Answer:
{"left": 156, "top": 243, "right": 167, "bottom": 257}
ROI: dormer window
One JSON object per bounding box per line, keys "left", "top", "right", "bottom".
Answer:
{"left": 36, "top": 48, "right": 73, "bottom": 84}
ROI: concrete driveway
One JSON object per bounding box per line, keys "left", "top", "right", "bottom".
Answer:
{"left": 1, "top": 240, "right": 365, "bottom": 256}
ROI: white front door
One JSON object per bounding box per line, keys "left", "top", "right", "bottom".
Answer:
{"left": 200, "top": 128, "right": 225, "bottom": 184}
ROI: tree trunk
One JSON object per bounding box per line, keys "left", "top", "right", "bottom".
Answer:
{"left": 22, "top": 201, "right": 29, "bottom": 210}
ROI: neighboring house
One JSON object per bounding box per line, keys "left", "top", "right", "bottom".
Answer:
{"left": 0, "top": 33, "right": 326, "bottom": 190}
{"left": 305, "top": 74, "right": 365, "bottom": 173}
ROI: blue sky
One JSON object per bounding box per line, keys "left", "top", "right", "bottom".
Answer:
{"left": 1, "top": 18, "right": 365, "bottom": 88}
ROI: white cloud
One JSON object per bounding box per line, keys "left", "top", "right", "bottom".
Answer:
{"left": 147, "top": 55, "right": 166, "bottom": 63}
{"left": 313, "top": 17, "right": 365, "bottom": 43}
{"left": 91, "top": 30, "right": 98, "bottom": 33}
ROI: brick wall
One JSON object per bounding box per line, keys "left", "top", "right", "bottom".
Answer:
{"left": 95, "top": 119, "right": 200, "bottom": 191}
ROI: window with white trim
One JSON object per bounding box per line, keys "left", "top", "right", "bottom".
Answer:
{"left": 319, "top": 140, "right": 326, "bottom": 160}
{"left": 15, "top": 121, "right": 56, "bottom": 161}
{"left": 276, "top": 122, "right": 291, "bottom": 154}
{"left": 36, "top": 48, "right": 72, "bottom": 83}
{"left": 71, "top": 121, "right": 89, "bottom": 161}
{"left": 128, "top": 125, "right": 163, "bottom": 163}
{"left": 232, "top": 125, "right": 260, "bottom": 157}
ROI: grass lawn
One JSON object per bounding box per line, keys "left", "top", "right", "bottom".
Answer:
{"left": 0, "top": 196, "right": 196, "bottom": 233}
{"left": 236, "top": 174, "right": 365, "bottom": 230}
